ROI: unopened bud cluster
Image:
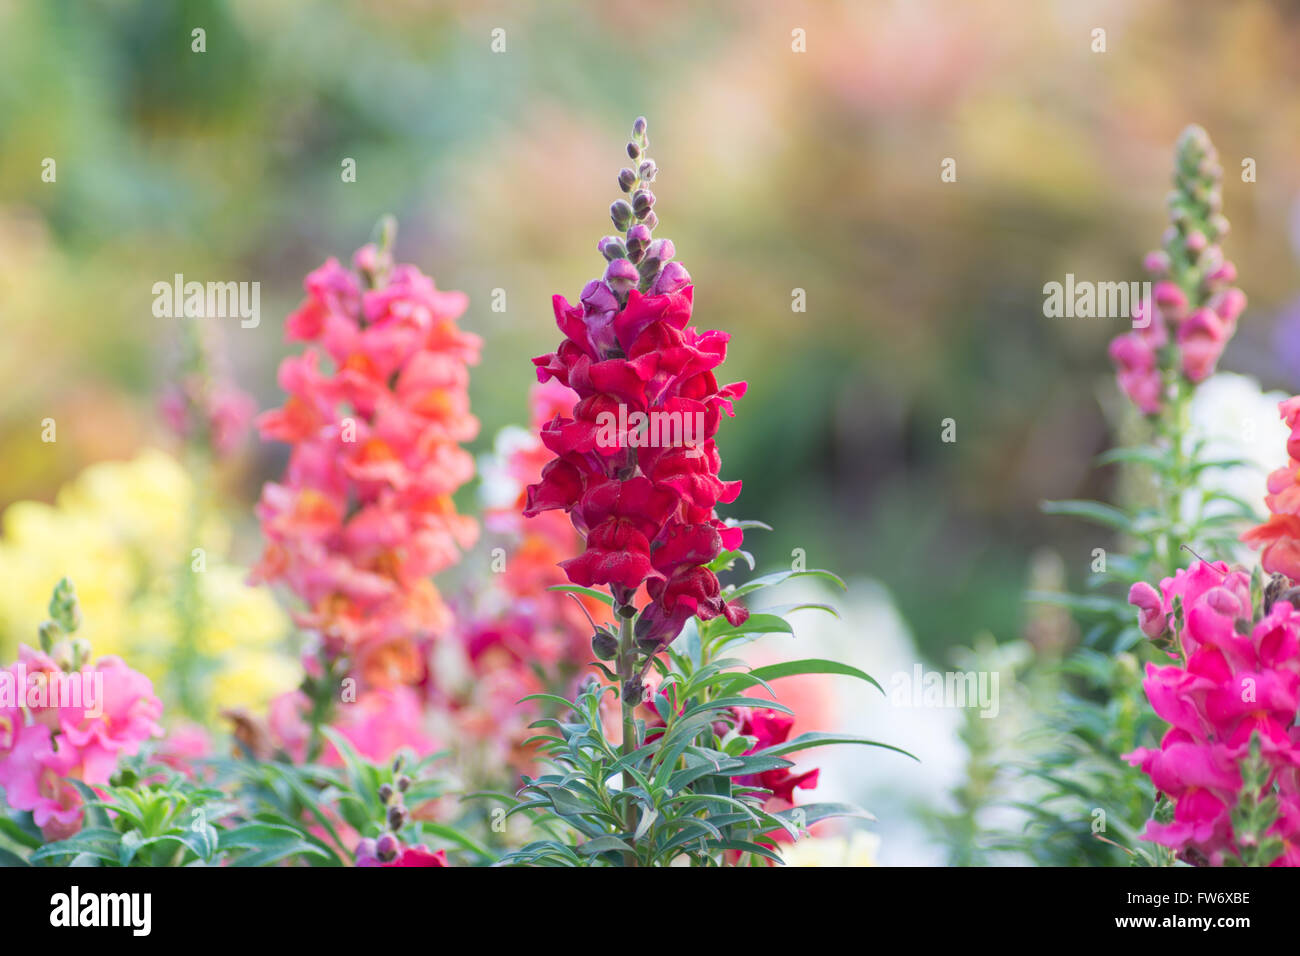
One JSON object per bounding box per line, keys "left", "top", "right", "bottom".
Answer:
{"left": 597, "top": 116, "right": 689, "bottom": 308}
{"left": 38, "top": 577, "right": 91, "bottom": 671}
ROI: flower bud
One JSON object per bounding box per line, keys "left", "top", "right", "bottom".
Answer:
{"left": 625, "top": 224, "right": 651, "bottom": 262}
{"left": 650, "top": 261, "right": 691, "bottom": 295}
{"left": 1142, "top": 250, "right": 1170, "bottom": 276}
{"left": 1210, "top": 287, "right": 1246, "bottom": 323}
{"left": 610, "top": 200, "right": 634, "bottom": 231}
{"left": 605, "top": 258, "right": 638, "bottom": 297}
{"left": 641, "top": 210, "right": 659, "bottom": 230}
{"left": 68, "top": 637, "right": 92, "bottom": 671}
{"left": 396, "top": 774, "right": 411, "bottom": 793}
{"left": 37, "top": 620, "right": 60, "bottom": 654}
{"left": 645, "top": 238, "right": 674, "bottom": 263}
{"left": 591, "top": 628, "right": 618, "bottom": 660}
{"left": 618, "top": 168, "right": 637, "bottom": 192}
{"left": 378, "top": 783, "right": 394, "bottom": 804}
{"left": 627, "top": 141, "right": 641, "bottom": 160}
{"left": 638, "top": 160, "right": 657, "bottom": 182}
{"left": 1184, "top": 230, "right": 1207, "bottom": 255}
{"left": 632, "top": 189, "right": 656, "bottom": 219}
{"left": 580, "top": 278, "right": 619, "bottom": 315}
{"left": 356, "top": 837, "right": 379, "bottom": 865}
{"left": 632, "top": 116, "right": 647, "bottom": 138}
{"left": 387, "top": 803, "right": 408, "bottom": 831}
{"left": 623, "top": 674, "right": 645, "bottom": 703}
{"left": 376, "top": 833, "right": 400, "bottom": 862}
{"left": 598, "top": 236, "right": 628, "bottom": 261}
{"left": 1204, "top": 260, "right": 1237, "bottom": 286}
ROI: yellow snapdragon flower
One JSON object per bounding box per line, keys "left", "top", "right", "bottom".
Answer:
{"left": 0, "top": 449, "right": 295, "bottom": 722}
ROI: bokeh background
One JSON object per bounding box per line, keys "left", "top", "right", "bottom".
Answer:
{"left": 2, "top": 0, "right": 1299, "bottom": 862}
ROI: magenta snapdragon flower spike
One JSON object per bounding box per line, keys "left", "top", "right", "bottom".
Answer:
{"left": 1124, "top": 558, "right": 1300, "bottom": 865}
{"left": 1109, "top": 126, "right": 1246, "bottom": 414}
{"left": 524, "top": 117, "right": 749, "bottom": 668}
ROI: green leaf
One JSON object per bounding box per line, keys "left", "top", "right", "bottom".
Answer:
{"left": 229, "top": 840, "right": 330, "bottom": 867}
{"left": 774, "top": 802, "right": 876, "bottom": 826}
{"left": 1040, "top": 499, "right": 1132, "bottom": 532}
{"left": 753, "top": 732, "right": 918, "bottom": 762}
{"left": 725, "top": 519, "right": 774, "bottom": 532}
{"left": 727, "top": 659, "right": 883, "bottom": 695}
{"left": 576, "top": 835, "right": 633, "bottom": 856}
{"left": 416, "top": 822, "right": 497, "bottom": 863}
{"left": 118, "top": 830, "right": 145, "bottom": 867}
{"left": 0, "top": 813, "right": 42, "bottom": 849}
{"left": 1094, "top": 446, "right": 1171, "bottom": 471}
{"left": 0, "top": 846, "right": 29, "bottom": 866}
{"left": 706, "top": 613, "right": 795, "bottom": 638}
{"left": 545, "top": 585, "right": 614, "bottom": 608}
{"left": 541, "top": 786, "right": 593, "bottom": 817}
{"left": 218, "top": 822, "right": 311, "bottom": 852}
{"left": 729, "top": 568, "right": 847, "bottom": 601}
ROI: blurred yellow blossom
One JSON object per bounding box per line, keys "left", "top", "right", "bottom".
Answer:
{"left": 781, "top": 831, "right": 880, "bottom": 867}
{"left": 0, "top": 449, "right": 294, "bottom": 721}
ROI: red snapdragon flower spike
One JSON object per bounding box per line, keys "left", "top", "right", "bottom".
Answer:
{"left": 253, "top": 233, "right": 479, "bottom": 690}
{"left": 525, "top": 118, "right": 748, "bottom": 650}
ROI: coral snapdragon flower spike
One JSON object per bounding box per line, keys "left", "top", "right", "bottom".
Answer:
{"left": 524, "top": 117, "right": 749, "bottom": 663}
{"left": 1242, "top": 397, "right": 1300, "bottom": 581}
{"left": 253, "top": 223, "right": 480, "bottom": 691}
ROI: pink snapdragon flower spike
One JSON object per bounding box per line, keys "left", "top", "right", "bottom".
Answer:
{"left": 525, "top": 117, "right": 749, "bottom": 662}
{"left": 252, "top": 225, "right": 480, "bottom": 692}
{"left": 0, "top": 580, "right": 163, "bottom": 841}
{"left": 1108, "top": 126, "right": 1246, "bottom": 415}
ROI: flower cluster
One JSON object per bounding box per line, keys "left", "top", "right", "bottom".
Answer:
{"left": 524, "top": 117, "right": 748, "bottom": 650}
{"left": 0, "top": 450, "right": 292, "bottom": 719}
{"left": 734, "top": 707, "right": 820, "bottom": 805}
{"left": 1109, "top": 125, "right": 1246, "bottom": 415}
{"left": 481, "top": 379, "right": 617, "bottom": 666}
{"left": 433, "top": 382, "right": 622, "bottom": 773}
{"left": 1241, "top": 397, "right": 1300, "bottom": 580}
{"left": 0, "top": 581, "right": 163, "bottom": 841}
{"left": 1126, "top": 560, "right": 1300, "bottom": 865}
{"left": 160, "top": 377, "right": 256, "bottom": 458}
{"left": 159, "top": 321, "right": 256, "bottom": 458}
{"left": 253, "top": 232, "right": 481, "bottom": 690}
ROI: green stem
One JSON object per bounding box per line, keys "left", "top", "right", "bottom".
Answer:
{"left": 616, "top": 609, "right": 638, "bottom": 866}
